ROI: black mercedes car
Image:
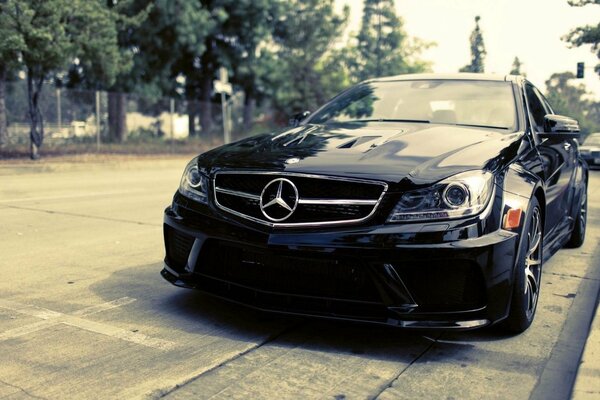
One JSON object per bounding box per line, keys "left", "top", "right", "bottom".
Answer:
{"left": 162, "top": 74, "right": 588, "bottom": 333}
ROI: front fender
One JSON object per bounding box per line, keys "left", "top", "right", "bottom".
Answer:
{"left": 496, "top": 163, "right": 545, "bottom": 320}
{"left": 502, "top": 163, "right": 545, "bottom": 238}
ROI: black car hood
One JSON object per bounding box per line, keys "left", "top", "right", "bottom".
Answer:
{"left": 199, "top": 122, "right": 524, "bottom": 186}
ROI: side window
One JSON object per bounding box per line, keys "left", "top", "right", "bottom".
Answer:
{"left": 544, "top": 99, "right": 554, "bottom": 115}
{"left": 533, "top": 86, "right": 554, "bottom": 115}
{"left": 525, "top": 84, "right": 546, "bottom": 131}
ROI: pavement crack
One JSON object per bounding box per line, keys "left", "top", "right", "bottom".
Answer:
{"left": 0, "top": 378, "right": 47, "bottom": 400}
{"left": 5, "top": 205, "right": 160, "bottom": 227}
{"left": 152, "top": 321, "right": 305, "bottom": 399}
{"left": 371, "top": 332, "right": 442, "bottom": 400}
{"left": 543, "top": 271, "right": 600, "bottom": 282}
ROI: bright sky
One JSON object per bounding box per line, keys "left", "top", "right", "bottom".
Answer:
{"left": 335, "top": 0, "right": 600, "bottom": 99}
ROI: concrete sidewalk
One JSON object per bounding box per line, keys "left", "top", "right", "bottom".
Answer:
{"left": 572, "top": 289, "right": 600, "bottom": 399}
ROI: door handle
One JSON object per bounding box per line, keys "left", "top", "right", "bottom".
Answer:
{"left": 563, "top": 142, "right": 571, "bottom": 151}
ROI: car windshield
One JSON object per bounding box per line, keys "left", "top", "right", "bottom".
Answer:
{"left": 584, "top": 135, "right": 600, "bottom": 146}
{"left": 308, "top": 79, "right": 517, "bottom": 130}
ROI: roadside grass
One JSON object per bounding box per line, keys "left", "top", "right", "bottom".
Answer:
{"left": 0, "top": 136, "right": 221, "bottom": 162}
{"left": 0, "top": 120, "right": 282, "bottom": 163}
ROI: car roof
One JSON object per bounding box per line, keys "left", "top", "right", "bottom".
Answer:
{"left": 584, "top": 133, "right": 600, "bottom": 144}
{"left": 370, "top": 73, "right": 523, "bottom": 83}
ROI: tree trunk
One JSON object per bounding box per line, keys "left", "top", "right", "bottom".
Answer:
{"left": 0, "top": 66, "right": 7, "bottom": 149}
{"left": 199, "top": 74, "right": 213, "bottom": 135}
{"left": 187, "top": 99, "right": 197, "bottom": 137}
{"left": 108, "top": 92, "right": 127, "bottom": 142}
{"left": 27, "top": 70, "right": 44, "bottom": 160}
{"left": 243, "top": 92, "right": 256, "bottom": 132}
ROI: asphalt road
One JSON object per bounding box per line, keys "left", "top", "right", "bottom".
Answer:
{"left": 0, "top": 158, "right": 598, "bottom": 400}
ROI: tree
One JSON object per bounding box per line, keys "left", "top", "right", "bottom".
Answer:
{"left": 64, "top": 0, "right": 155, "bottom": 142}
{"left": 118, "top": 0, "right": 211, "bottom": 140}
{"left": 545, "top": 71, "right": 600, "bottom": 136}
{"left": 0, "top": 2, "right": 24, "bottom": 148}
{"left": 84, "top": 1, "right": 145, "bottom": 143}
{"left": 2, "top": 0, "right": 127, "bottom": 158}
{"left": 270, "top": 0, "right": 350, "bottom": 116}
{"left": 176, "top": 0, "right": 284, "bottom": 135}
{"left": 510, "top": 56, "right": 524, "bottom": 76}
{"left": 460, "top": 16, "right": 486, "bottom": 73}
{"left": 564, "top": 0, "right": 600, "bottom": 75}
{"left": 64, "top": 0, "right": 215, "bottom": 142}
{"left": 221, "top": 0, "right": 284, "bottom": 132}
{"left": 351, "top": 0, "right": 430, "bottom": 82}
{"left": 176, "top": 1, "right": 230, "bottom": 136}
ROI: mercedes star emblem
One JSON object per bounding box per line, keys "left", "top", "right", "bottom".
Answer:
{"left": 259, "top": 178, "right": 299, "bottom": 222}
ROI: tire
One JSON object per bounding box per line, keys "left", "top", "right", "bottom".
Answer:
{"left": 565, "top": 187, "right": 587, "bottom": 248}
{"left": 502, "top": 198, "right": 543, "bottom": 333}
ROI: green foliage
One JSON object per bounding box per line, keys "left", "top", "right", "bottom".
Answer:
{"left": 564, "top": 0, "right": 600, "bottom": 75}
{"left": 269, "top": 0, "right": 350, "bottom": 115}
{"left": 350, "top": 0, "right": 430, "bottom": 82}
{"left": 0, "top": 3, "right": 25, "bottom": 146}
{"left": 68, "top": 1, "right": 133, "bottom": 90}
{"left": 460, "top": 16, "right": 486, "bottom": 73}
{"left": 510, "top": 56, "right": 524, "bottom": 76}
{"left": 265, "top": 0, "right": 431, "bottom": 118}
{"left": 123, "top": 0, "right": 212, "bottom": 97}
{"left": 0, "top": 0, "right": 131, "bottom": 156}
{"left": 545, "top": 71, "right": 600, "bottom": 136}
{"left": 212, "top": 0, "right": 285, "bottom": 130}
{"left": 0, "top": 2, "right": 25, "bottom": 73}
{"left": 1, "top": 0, "right": 125, "bottom": 84}
{"left": 567, "top": 0, "right": 599, "bottom": 6}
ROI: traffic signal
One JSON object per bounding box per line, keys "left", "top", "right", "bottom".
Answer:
{"left": 577, "top": 62, "right": 584, "bottom": 79}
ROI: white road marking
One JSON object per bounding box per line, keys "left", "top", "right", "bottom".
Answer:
{"left": 0, "top": 297, "right": 175, "bottom": 350}
{"left": 72, "top": 296, "right": 137, "bottom": 316}
{"left": 0, "top": 320, "right": 57, "bottom": 341}
{"left": 0, "top": 299, "right": 63, "bottom": 320}
{"left": 61, "top": 317, "right": 175, "bottom": 351}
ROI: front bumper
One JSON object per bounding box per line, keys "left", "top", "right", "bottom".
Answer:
{"left": 162, "top": 196, "right": 520, "bottom": 329}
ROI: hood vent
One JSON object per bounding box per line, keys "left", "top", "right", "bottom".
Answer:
{"left": 337, "top": 136, "right": 382, "bottom": 149}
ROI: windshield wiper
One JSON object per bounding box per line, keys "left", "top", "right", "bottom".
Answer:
{"left": 338, "top": 119, "right": 509, "bottom": 130}
{"left": 349, "top": 118, "right": 431, "bottom": 124}
{"left": 453, "top": 123, "right": 510, "bottom": 130}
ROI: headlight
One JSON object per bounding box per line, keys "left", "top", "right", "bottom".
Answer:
{"left": 178, "top": 158, "right": 209, "bottom": 204}
{"left": 387, "top": 170, "right": 494, "bottom": 222}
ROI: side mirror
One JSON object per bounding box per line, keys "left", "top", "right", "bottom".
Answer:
{"left": 539, "top": 114, "right": 580, "bottom": 140}
{"left": 288, "top": 111, "right": 311, "bottom": 127}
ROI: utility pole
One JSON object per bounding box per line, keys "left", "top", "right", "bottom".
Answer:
{"left": 214, "top": 67, "right": 233, "bottom": 144}
{"left": 56, "top": 88, "right": 62, "bottom": 135}
{"left": 170, "top": 98, "right": 175, "bottom": 153}
{"left": 95, "top": 91, "right": 101, "bottom": 152}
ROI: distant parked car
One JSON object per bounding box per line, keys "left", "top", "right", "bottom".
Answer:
{"left": 580, "top": 133, "right": 600, "bottom": 167}
{"left": 162, "top": 74, "right": 588, "bottom": 333}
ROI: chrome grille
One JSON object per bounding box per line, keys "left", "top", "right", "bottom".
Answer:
{"left": 213, "top": 172, "right": 387, "bottom": 227}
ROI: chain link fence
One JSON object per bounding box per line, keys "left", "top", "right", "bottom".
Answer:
{"left": 1, "top": 80, "right": 279, "bottom": 156}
